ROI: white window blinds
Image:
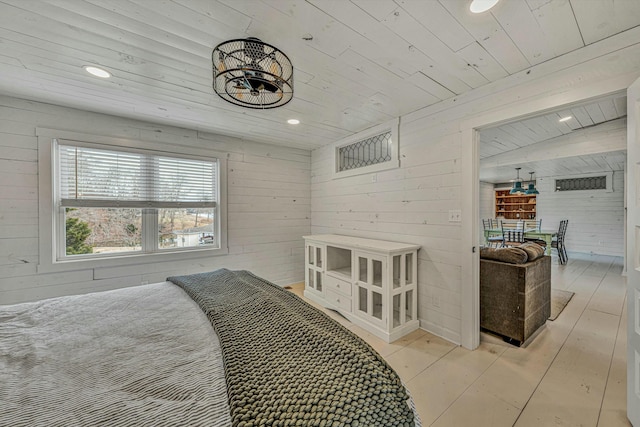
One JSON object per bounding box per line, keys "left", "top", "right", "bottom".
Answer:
{"left": 57, "top": 142, "right": 218, "bottom": 208}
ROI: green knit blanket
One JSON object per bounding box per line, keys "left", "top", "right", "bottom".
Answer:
{"left": 168, "top": 269, "right": 415, "bottom": 427}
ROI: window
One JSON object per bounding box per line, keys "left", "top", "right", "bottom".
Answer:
{"left": 338, "top": 130, "right": 393, "bottom": 172}
{"left": 52, "top": 139, "right": 222, "bottom": 262}
{"left": 555, "top": 176, "right": 606, "bottom": 191}
{"left": 333, "top": 119, "right": 399, "bottom": 179}
{"left": 554, "top": 172, "right": 613, "bottom": 192}
{"left": 36, "top": 128, "right": 228, "bottom": 272}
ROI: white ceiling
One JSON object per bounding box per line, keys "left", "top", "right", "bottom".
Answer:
{"left": 479, "top": 95, "right": 627, "bottom": 159}
{"left": 479, "top": 93, "right": 628, "bottom": 183}
{"left": 0, "top": 0, "right": 639, "bottom": 151}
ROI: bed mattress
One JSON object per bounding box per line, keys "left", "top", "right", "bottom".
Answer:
{"left": 0, "top": 282, "right": 231, "bottom": 426}
{"left": 1, "top": 270, "right": 421, "bottom": 426}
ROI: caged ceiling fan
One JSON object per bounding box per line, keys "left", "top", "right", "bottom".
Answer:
{"left": 212, "top": 37, "right": 294, "bottom": 109}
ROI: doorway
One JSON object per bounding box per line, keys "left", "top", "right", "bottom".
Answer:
{"left": 461, "top": 90, "right": 626, "bottom": 349}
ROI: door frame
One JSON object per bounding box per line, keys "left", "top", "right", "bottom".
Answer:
{"left": 459, "top": 83, "right": 634, "bottom": 350}
{"left": 625, "top": 77, "right": 640, "bottom": 426}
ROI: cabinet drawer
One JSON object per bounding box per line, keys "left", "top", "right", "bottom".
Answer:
{"left": 325, "top": 289, "right": 352, "bottom": 312}
{"left": 325, "top": 274, "right": 352, "bottom": 296}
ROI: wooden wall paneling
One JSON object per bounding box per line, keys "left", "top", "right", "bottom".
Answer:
{"left": 83, "top": 0, "right": 242, "bottom": 45}
{"left": 312, "top": 32, "right": 640, "bottom": 347}
{"left": 379, "top": 7, "right": 489, "bottom": 90}
{"left": 613, "top": 96, "right": 627, "bottom": 116}
{"left": 306, "top": 0, "right": 472, "bottom": 97}
{"left": 570, "top": 0, "right": 640, "bottom": 45}
{"left": 170, "top": 0, "right": 253, "bottom": 32}
{"left": 569, "top": 105, "right": 596, "bottom": 127}
{"left": 438, "top": 0, "right": 531, "bottom": 74}
{"left": 480, "top": 120, "right": 626, "bottom": 169}
{"left": 350, "top": 0, "right": 398, "bottom": 22}
{"left": 405, "top": 72, "right": 457, "bottom": 101}
{"left": 524, "top": 0, "right": 583, "bottom": 57}
{"left": 0, "top": 96, "right": 310, "bottom": 304}
{"left": 1, "top": 0, "right": 639, "bottom": 154}
{"left": 600, "top": 99, "right": 621, "bottom": 121}
{"left": 584, "top": 102, "right": 607, "bottom": 124}
{"left": 0, "top": 45, "right": 204, "bottom": 100}
{"left": 0, "top": 224, "right": 38, "bottom": 240}
{"left": 491, "top": 0, "right": 558, "bottom": 65}
{"left": 311, "top": 121, "right": 464, "bottom": 344}
{"left": 390, "top": 0, "right": 474, "bottom": 52}
{"left": 479, "top": 181, "right": 495, "bottom": 242}
{"left": 336, "top": 48, "right": 440, "bottom": 112}
{"left": 0, "top": 18, "right": 349, "bottom": 147}
{"left": 536, "top": 172, "right": 624, "bottom": 257}
{"left": 456, "top": 42, "right": 509, "bottom": 82}
{"left": 401, "top": 26, "right": 640, "bottom": 130}
{"left": 0, "top": 6, "right": 211, "bottom": 81}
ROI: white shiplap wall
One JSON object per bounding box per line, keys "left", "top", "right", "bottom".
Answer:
{"left": 312, "top": 29, "right": 640, "bottom": 346}
{"left": 536, "top": 172, "right": 624, "bottom": 257}
{"left": 312, "top": 129, "right": 464, "bottom": 342}
{"left": 0, "top": 96, "right": 310, "bottom": 305}
{"left": 478, "top": 182, "right": 495, "bottom": 243}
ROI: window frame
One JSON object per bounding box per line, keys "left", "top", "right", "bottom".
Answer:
{"left": 554, "top": 171, "right": 614, "bottom": 192}
{"left": 332, "top": 118, "right": 400, "bottom": 179}
{"left": 37, "top": 128, "right": 228, "bottom": 273}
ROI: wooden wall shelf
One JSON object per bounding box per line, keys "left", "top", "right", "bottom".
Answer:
{"left": 495, "top": 189, "right": 536, "bottom": 220}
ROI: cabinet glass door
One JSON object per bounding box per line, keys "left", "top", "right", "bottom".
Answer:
{"left": 306, "top": 243, "right": 324, "bottom": 294}
{"left": 315, "top": 270, "right": 322, "bottom": 292}
{"left": 392, "top": 289, "right": 415, "bottom": 328}
{"left": 392, "top": 253, "right": 414, "bottom": 289}
{"left": 308, "top": 244, "right": 323, "bottom": 267}
{"left": 390, "top": 251, "right": 417, "bottom": 329}
{"left": 355, "top": 252, "right": 386, "bottom": 326}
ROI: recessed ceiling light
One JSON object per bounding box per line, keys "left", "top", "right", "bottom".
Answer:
{"left": 469, "top": 0, "right": 500, "bottom": 13}
{"left": 287, "top": 119, "right": 300, "bottom": 125}
{"left": 558, "top": 116, "right": 572, "bottom": 122}
{"left": 83, "top": 66, "right": 111, "bottom": 78}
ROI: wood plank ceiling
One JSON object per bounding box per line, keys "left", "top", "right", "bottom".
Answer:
{"left": 0, "top": 0, "right": 639, "bottom": 150}
{"left": 479, "top": 93, "right": 627, "bottom": 183}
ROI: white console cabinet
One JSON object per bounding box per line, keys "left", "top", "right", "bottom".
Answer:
{"left": 303, "top": 234, "right": 420, "bottom": 342}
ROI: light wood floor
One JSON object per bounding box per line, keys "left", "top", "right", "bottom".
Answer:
{"left": 288, "top": 252, "right": 629, "bottom": 427}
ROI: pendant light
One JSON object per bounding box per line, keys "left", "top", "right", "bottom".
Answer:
{"left": 509, "top": 167, "right": 526, "bottom": 194}
{"left": 526, "top": 171, "right": 539, "bottom": 194}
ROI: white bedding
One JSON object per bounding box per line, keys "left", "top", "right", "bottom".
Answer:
{"left": 0, "top": 282, "right": 231, "bottom": 427}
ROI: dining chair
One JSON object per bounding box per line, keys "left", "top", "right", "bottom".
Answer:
{"left": 524, "top": 218, "right": 545, "bottom": 245}
{"left": 524, "top": 219, "right": 541, "bottom": 231}
{"left": 501, "top": 223, "right": 525, "bottom": 248}
{"left": 483, "top": 219, "right": 503, "bottom": 247}
{"left": 552, "top": 219, "right": 569, "bottom": 265}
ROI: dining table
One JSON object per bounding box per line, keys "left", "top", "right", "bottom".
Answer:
{"left": 484, "top": 228, "right": 558, "bottom": 255}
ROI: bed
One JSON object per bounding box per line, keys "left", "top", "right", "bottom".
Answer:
{"left": 1, "top": 268, "right": 420, "bottom": 426}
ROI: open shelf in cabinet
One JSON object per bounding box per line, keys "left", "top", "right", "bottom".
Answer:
{"left": 326, "top": 245, "right": 352, "bottom": 280}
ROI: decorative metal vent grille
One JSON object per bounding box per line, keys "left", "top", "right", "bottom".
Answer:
{"left": 555, "top": 176, "right": 606, "bottom": 191}
{"left": 338, "top": 131, "right": 392, "bottom": 172}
